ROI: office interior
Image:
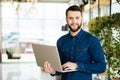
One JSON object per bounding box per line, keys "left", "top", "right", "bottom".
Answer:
{"left": 0, "top": 0, "right": 120, "bottom": 80}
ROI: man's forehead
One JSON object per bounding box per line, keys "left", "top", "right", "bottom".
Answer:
{"left": 67, "top": 11, "right": 81, "bottom": 16}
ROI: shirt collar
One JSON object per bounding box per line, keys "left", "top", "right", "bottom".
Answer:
{"left": 68, "top": 28, "right": 84, "bottom": 39}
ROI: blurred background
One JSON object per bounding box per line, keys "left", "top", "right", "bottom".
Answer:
{"left": 0, "top": 0, "right": 120, "bottom": 80}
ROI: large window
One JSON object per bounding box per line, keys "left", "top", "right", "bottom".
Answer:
{"left": 2, "top": 2, "right": 68, "bottom": 53}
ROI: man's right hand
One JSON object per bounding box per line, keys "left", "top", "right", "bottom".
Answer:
{"left": 41, "top": 61, "right": 55, "bottom": 75}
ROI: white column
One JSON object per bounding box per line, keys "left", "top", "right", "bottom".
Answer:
{"left": 0, "top": 2, "right": 2, "bottom": 63}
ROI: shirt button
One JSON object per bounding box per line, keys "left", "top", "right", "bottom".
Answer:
{"left": 70, "top": 56, "right": 73, "bottom": 59}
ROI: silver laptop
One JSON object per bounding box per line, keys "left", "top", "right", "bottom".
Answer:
{"left": 32, "top": 43, "right": 77, "bottom": 73}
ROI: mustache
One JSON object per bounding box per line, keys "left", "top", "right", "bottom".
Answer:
{"left": 67, "top": 23, "right": 82, "bottom": 28}
{"left": 70, "top": 23, "right": 79, "bottom": 26}
{"left": 68, "top": 24, "right": 82, "bottom": 32}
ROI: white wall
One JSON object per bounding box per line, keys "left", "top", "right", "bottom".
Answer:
{"left": 0, "top": 2, "right": 1, "bottom": 46}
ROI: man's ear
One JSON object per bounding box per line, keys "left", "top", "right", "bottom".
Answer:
{"left": 65, "top": 17, "right": 68, "bottom": 23}
{"left": 65, "top": 17, "right": 67, "bottom": 22}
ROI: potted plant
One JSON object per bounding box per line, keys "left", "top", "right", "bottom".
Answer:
{"left": 88, "top": 13, "right": 120, "bottom": 80}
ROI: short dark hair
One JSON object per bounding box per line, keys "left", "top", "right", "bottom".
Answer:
{"left": 66, "top": 5, "right": 82, "bottom": 16}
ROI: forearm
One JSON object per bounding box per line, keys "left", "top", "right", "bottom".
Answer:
{"left": 76, "top": 61, "right": 106, "bottom": 74}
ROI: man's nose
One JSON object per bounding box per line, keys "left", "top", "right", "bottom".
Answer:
{"left": 72, "top": 18, "right": 77, "bottom": 23}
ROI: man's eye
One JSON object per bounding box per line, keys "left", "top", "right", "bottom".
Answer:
{"left": 76, "top": 17, "right": 80, "bottom": 19}
{"left": 69, "top": 17, "right": 73, "bottom": 19}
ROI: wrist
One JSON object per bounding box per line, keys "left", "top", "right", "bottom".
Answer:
{"left": 51, "top": 71, "right": 55, "bottom": 75}
{"left": 50, "top": 72, "right": 56, "bottom": 76}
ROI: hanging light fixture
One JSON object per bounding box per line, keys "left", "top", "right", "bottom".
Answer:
{"left": 1, "top": 0, "right": 69, "bottom": 3}
{"left": 116, "top": 0, "right": 120, "bottom": 4}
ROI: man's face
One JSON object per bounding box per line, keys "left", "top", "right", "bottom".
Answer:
{"left": 66, "top": 11, "right": 82, "bottom": 32}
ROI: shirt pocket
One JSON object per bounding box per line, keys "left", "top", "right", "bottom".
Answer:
{"left": 75, "top": 47, "right": 89, "bottom": 61}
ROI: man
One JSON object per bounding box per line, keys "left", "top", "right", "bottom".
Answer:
{"left": 41, "top": 5, "right": 106, "bottom": 80}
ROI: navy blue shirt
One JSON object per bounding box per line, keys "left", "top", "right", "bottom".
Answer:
{"left": 56, "top": 29, "right": 106, "bottom": 80}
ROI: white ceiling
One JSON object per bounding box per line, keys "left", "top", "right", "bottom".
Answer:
{"left": 38, "top": 0, "right": 69, "bottom": 3}
{"left": 2, "top": 0, "right": 70, "bottom": 3}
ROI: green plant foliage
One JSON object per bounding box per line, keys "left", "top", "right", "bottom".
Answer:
{"left": 88, "top": 13, "right": 120, "bottom": 78}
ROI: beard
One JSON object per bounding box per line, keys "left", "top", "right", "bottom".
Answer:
{"left": 68, "top": 23, "right": 82, "bottom": 32}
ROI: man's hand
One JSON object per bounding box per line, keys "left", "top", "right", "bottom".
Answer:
{"left": 62, "top": 62, "right": 78, "bottom": 71}
{"left": 41, "top": 61, "right": 55, "bottom": 75}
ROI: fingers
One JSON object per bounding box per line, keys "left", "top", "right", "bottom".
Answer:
{"left": 62, "top": 62, "right": 71, "bottom": 70}
{"left": 42, "top": 61, "right": 55, "bottom": 74}
{"left": 43, "top": 61, "right": 50, "bottom": 72}
{"left": 47, "top": 63, "right": 55, "bottom": 74}
{"left": 62, "top": 62, "right": 77, "bottom": 71}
